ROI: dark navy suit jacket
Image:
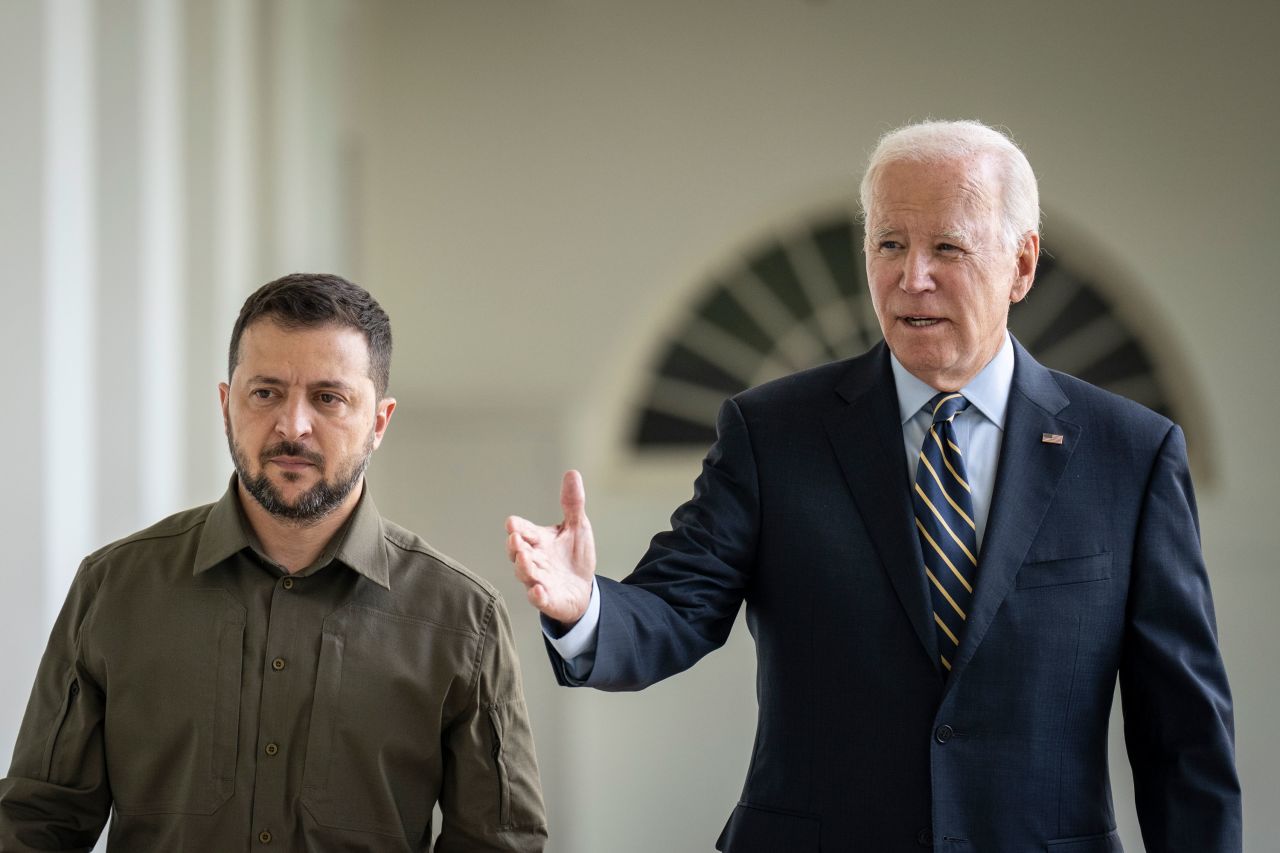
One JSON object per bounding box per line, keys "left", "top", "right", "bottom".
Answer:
{"left": 550, "top": 339, "right": 1240, "bottom": 852}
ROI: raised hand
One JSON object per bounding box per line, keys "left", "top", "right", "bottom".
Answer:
{"left": 506, "top": 470, "right": 597, "bottom": 626}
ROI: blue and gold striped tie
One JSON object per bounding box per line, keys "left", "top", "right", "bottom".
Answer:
{"left": 913, "top": 392, "right": 979, "bottom": 674}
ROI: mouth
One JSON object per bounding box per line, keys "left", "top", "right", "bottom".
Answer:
{"left": 903, "top": 316, "right": 945, "bottom": 328}
{"left": 270, "top": 456, "right": 317, "bottom": 470}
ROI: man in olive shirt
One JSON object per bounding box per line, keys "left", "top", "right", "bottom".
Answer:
{"left": 0, "top": 274, "right": 547, "bottom": 851}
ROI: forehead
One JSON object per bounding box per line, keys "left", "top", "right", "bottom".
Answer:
{"left": 867, "top": 156, "right": 1001, "bottom": 231}
{"left": 235, "top": 320, "right": 372, "bottom": 384}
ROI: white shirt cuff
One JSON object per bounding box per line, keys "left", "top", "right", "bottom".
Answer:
{"left": 541, "top": 575, "right": 601, "bottom": 661}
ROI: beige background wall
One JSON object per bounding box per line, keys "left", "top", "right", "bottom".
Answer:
{"left": 1, "top": 1, "right": 1276, "bottom": 850}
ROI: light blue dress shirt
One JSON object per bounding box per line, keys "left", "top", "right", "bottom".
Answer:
{"left": 889, "top": 331, "right": 1014, "bottom": 552}
{"left": 545, "top": 333, "right": 1017, "bottom": 676}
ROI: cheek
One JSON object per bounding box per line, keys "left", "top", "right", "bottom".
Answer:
{"left": 866, "top": 274, "right": 893, "bottom": 307}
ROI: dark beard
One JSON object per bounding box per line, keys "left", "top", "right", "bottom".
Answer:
{"left": 228, "top": 431, "right": 373, "bottom": 525}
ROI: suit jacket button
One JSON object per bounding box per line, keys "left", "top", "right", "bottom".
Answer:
{"left": 917, "top": 828, "right": 934, "bottom": 846}
{"left": 935, "top": 724, "right": 954, "bottom": 743}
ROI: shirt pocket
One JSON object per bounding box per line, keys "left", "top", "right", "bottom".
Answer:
{"left": 301, "top": 606, "right": 476, "bottom": 838}
{"left": 487, "top": 706, "right": 512, "bottom": 826}
{"left": 484, "top": 700, "right": 543, "bottom": 830}
{"left": 107, "top": 589, "right": 244, "bottom": 815}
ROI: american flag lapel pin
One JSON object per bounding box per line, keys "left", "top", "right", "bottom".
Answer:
{"left": 1041, "top": 433, "right": 1064, "bottom": 445}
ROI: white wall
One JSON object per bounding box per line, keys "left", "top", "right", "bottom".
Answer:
{"left": 2, "top": 1, "right": 1276, "bottom": 851}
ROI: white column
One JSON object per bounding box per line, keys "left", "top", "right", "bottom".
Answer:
{"left": 0, "top": 0, "right": 53, "bottom": 768}
{"left": 270, "top": 0, "right": 351, "bottom": 274}
{"left": 137, "top": 0, "right": 186, "bottom": 522}
{"left": 182, "top": 0, "right": 261, "bottom": 501}
{"left": 42, "top": 0, "right": 97, "bottom": 629}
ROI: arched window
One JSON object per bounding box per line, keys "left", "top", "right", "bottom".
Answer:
{"left": 629, "top": 210, "right": 1213, "bottom": 482}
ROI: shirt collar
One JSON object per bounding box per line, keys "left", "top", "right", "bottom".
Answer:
{"left": 194, "top": 475, "right": 391, "bottom": 589}
{"left": 889, "top": 331, "right": 1015, "bottom": 429}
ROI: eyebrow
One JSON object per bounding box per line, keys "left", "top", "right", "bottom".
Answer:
{"left": 868, "top": 226, "right": 975, "bottom": 243}
{"left": 937, "top": 228, "right": 974, "bottom": 243}
{"left": 245, "top": 375, "right": 359, "bottom": 394}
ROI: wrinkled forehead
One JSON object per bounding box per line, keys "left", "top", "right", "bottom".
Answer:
{"left": 866, "top": 155, "right": 1003, "bottom": 227}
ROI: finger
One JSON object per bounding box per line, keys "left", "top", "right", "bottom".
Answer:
{"left": 507, "top": 529, "right": 542, "bottom": 562}
{"left": 511, "top": 539, "right": 533, "bottom": 572}
{"left": 513, "top": 547, "right": 550, "bottom": 585}
{"left": 507, "top": 515, "right": 547, "bottom": 545}
{"left": 506, "top": 515, "right": 536, "bottom": 536}
{"left": 513, "top": 557, "right": 542, "bottom": 587}
{"left": 560, "top": 469, "right": 587, "bottom": 526}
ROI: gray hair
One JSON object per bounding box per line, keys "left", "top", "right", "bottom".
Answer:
{"left": 859, "top": 119, "right": 1041, "bottom": 251}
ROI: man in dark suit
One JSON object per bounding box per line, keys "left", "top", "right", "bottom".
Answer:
{"left": 506, "top": 120, "right": 1240, "bottom": 852}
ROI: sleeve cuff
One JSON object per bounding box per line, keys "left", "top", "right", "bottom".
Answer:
{"left": 540, "top": 575, "right": 600, "bottom": 662}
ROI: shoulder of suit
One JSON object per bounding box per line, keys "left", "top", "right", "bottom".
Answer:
{"left": 732, "top": 354, "right": 867, "bottom": 411}
{"left": 1042, "top": 367, "right": 1176, "bottom": 437}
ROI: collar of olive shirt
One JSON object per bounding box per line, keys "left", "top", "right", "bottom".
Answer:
{"left": 191, "top": 475, "right": 392, "bottom": 589}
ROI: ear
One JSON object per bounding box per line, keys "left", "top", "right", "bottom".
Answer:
{"left": 218, "top": 382, "right": 232, "bottom": 434}
{"left": 370, "top": 397, "right": 397, "bottom": 450}
{"left": 1010, "top": 231, "right": 1040, "bottom": 304}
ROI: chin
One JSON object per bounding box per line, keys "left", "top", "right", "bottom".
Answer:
{"left": 891, "top": 342, "right": 951, "bottom": 372}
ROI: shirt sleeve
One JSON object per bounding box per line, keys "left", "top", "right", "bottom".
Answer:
{"left": 539, "top": 576, "right": 600, "bottom": 682}
{"left": 436, "top": 594, "right": 548, "bottom": 852}
{"left": 0, "top": 562, "right": 112, "bottom": 852}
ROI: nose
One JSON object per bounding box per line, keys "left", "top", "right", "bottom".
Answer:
{"left": 275, "top": 395, "right": 313, "bottom": 441}
{"left": 900, "top": 248, "right": 935, "bottom": 293}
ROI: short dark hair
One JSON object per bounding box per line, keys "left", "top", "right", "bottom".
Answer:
{"left": 228, "top": 273, "right": 393, "bottom": 398}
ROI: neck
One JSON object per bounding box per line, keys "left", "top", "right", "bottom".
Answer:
{"left": 907, "top": 335, "right": 1008, "bottom": 393}
{"left": 236, "top": 479, "right": 363, "bottom": 573}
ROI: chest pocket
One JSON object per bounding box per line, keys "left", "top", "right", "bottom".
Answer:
{"left": 106, "top": 589, "right": 244, "bottom": 815}
{"left": 301, "top": 605, "right": 478, "bottom": 838}
{"left": 1015, "top": 551, "right": 1112, "bottom": 589}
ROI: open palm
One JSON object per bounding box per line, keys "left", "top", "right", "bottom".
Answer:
{"left": 506, "top": 470, "right": 597, "bottom": 626}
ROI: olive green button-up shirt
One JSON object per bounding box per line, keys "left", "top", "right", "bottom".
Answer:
{"left": 0, "top": 479, "right": 547, "bottom": 852}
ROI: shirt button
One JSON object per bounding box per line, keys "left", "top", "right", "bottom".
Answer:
{"left": 282, "top": 578, "right": 294, "bottom": 590}
{"left": 271, "top": 657, "right": 286, "bottom": 671}
{"left": 258, "top": 830, "right": 272, "bottom": 844}
{"left": 935, "top": 724, "right": 954, "bottom": 744}
{"left": 265, "top": 742, "right": 279, "bottom": 756}
{"left": 917, "top": 827, "right": 934, "bottom": 846}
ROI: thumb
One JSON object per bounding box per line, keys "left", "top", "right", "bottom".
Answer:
{"left": 560, "top": 469, "right": 587, "bottom": 526}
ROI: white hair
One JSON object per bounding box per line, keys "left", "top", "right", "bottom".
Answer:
{"left": 859, "top": 119, "right": 1041, "bottom": 250}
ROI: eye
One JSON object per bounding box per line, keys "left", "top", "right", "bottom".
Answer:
{"left": 251, "top": 388, "right": 274, "bottom": 399}
{"left": 879, "top": 240, "right": 904, "bottom": 251}
{"left": 317, "top": 392, "right": 343, "bottom": 406}
{"left": 937, "top": 242, "right": 962, "bottom": 253}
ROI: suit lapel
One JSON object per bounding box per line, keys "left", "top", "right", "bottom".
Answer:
{"left": 823, "top": 344, "right": 939, "bottom": 669}
{"left": 944, "top": 339, "right": 1080, "bottom": 693}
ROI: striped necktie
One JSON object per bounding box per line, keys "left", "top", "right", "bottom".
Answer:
{"left": 913, "top": 392, "right": 979, "bottom": 674}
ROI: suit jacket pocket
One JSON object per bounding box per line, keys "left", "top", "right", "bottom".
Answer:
{"left": 1045, "top": 828, "right": 1122, "bottom": 851}
{"left": 717, "top": 802, "right": 820, "bottom": 852}
{"left": 1016, "top": 551, "right": 1111, "bottom": 589}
